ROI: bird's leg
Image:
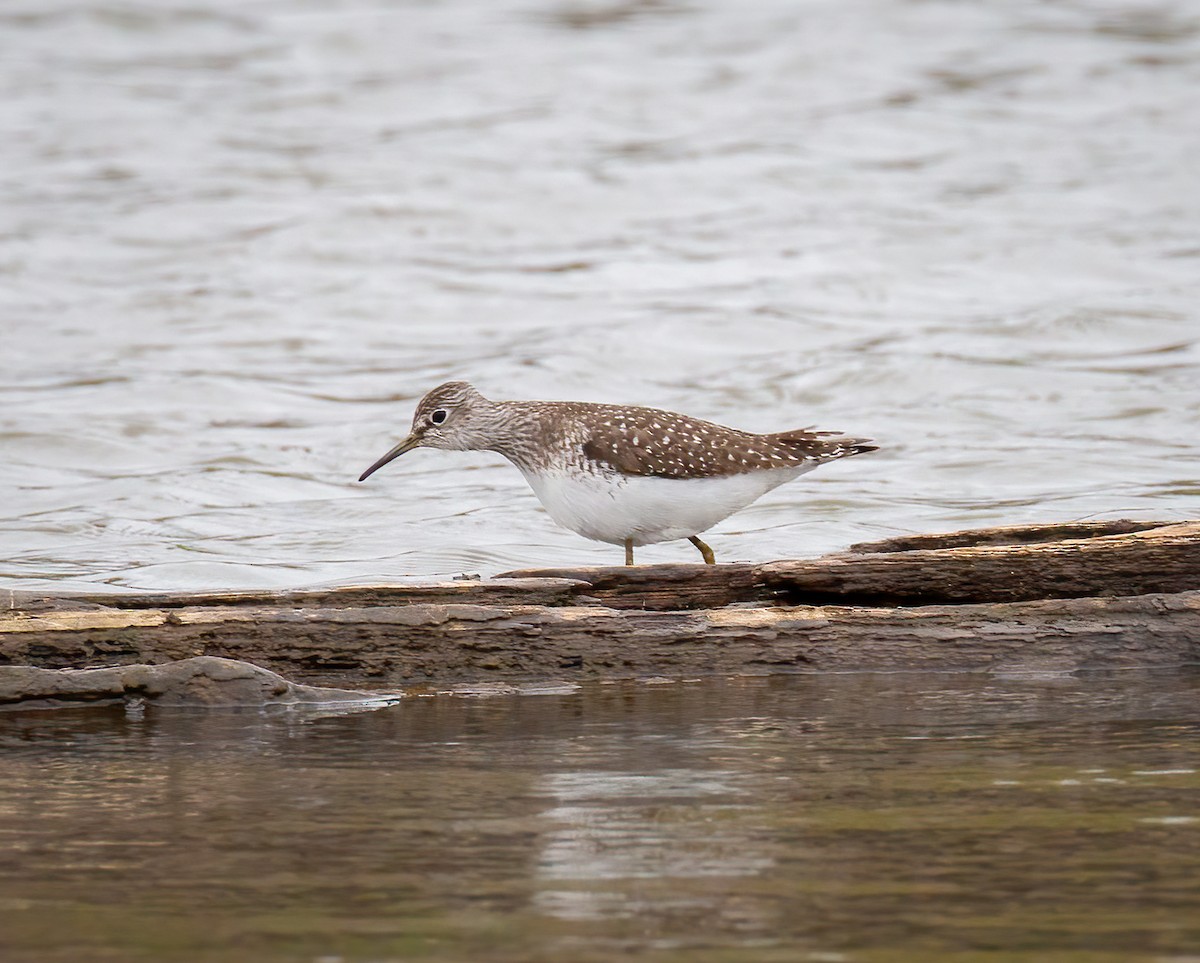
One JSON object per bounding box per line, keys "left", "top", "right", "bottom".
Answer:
{"left": 624, "top": 538, "right": 634, "bottom": 567}
{"left": 688, "top": 535, "right": 716, "bottom": 565}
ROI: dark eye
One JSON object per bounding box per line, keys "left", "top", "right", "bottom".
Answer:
{"left": 430, "top": 409, "right": 448, "bottom": 425}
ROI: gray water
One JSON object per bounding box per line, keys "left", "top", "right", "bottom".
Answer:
{"left": 2, "top": 672, "right": 1199, "bottom": 962}
{"left": 2, "top": 0, "right": 1199, "bottom": 591}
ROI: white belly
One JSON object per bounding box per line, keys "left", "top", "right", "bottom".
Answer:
{"left": 519, "top": 466, "right": 812, "bottom": 546}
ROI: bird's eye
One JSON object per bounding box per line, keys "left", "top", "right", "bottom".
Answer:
{"left": 430, "top": 409, "right": 448, "bottom": 425}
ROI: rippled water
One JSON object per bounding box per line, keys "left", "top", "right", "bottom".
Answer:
{"left": 3, "top": 0, "right": 1200, "bottom": 590}
{"left": 2, "top": 672, "right": 1199, "bottom": 962}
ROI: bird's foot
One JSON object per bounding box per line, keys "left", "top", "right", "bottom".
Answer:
{"left": 688, "top": 535, "right": 716, "bottom": 565}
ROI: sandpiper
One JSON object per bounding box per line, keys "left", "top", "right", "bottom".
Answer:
{"left": 358, "top": 382, "right": 876, "bottom": 565}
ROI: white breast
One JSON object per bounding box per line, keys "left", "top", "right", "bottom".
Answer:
{"left": 519, "top": 465, "right": 813, "bottom": 546}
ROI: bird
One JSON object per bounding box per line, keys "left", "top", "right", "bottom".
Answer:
{"left": 358, "top": 382, "right": 876, "bottom": 566}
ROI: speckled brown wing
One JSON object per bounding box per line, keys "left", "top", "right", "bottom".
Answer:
{"left": 576, "top": 404, "right": 876, "bottom": 480}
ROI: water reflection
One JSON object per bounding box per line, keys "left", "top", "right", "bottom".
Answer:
{"left": 2, "top": 672, "right": 1197, "bottom": 961}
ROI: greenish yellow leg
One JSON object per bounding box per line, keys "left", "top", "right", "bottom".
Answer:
{"left": 624, "top": 538, "right": 634, "bottom": 567}
{"left": 689, "top": 535, "right": 716, "bottom": 565}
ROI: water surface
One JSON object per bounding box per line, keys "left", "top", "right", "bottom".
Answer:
{"left": 2, "top": 0, "right": 1199, "bottom": 590}
{"left": 2, "top": 671, "right": 1199, "bottom": 962}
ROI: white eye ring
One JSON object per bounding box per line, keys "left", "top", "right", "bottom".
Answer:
{"left": 430, "top": 408, "right": 448, "bottom": 425}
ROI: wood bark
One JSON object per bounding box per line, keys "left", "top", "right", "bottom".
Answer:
{"left": 498, "top": 520, "right": 1200, "bottom": 609}
{"left": 2, "top": 520, "right": 1197, "bottom": 687}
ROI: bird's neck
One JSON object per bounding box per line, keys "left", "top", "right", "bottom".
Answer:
{"left": 475, "top": 400, "right": 563, "bottom": 474}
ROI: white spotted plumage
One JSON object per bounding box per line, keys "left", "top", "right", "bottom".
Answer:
{"left": 359, "top": 382, "right": 877, "bottom": 562}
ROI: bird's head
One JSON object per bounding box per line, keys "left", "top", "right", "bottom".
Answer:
{"left": 358, "top": 381, "right": 491, "bottom": 481}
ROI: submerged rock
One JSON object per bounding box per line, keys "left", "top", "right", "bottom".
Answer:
{"left": 0, "top": 656, "right": 399, "bottom": 711}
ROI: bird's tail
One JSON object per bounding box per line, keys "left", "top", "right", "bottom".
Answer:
{"left": 774, "top": 430, "right": 878, "bottom": 461}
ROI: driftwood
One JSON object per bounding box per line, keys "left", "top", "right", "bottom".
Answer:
{"left": 1, "top": 520, "right": 1197, "bottom": 689}
{"left": 497, "top": 519, "right": 1198, "bottom": 609}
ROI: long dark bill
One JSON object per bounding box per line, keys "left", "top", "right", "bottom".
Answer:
{"left": 358, "top": 433, "right": 420, "bottom": 482}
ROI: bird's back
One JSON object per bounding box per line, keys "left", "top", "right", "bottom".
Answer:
{"left": 508, "top": 400, "right": 875, "bottom": 480}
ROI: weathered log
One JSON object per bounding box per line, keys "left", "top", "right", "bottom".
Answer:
{"left": 848, "top": 519, "right": 1168, "bottom": 553}
{"left": 500, "top": 520, "right": 1200, "bottom": 609}
{"left": 496, "top": 561, "right": 760, "bottom": 610}
{"left": 2, "top": 520, "right": 1197, "bottom": 686}
{"left": 762, "top": 520, "right": 1200, "bottom": 606}
{"left": 4, "top": 577, "right": 588, "bottom": 614}
{"left": 1, "top": 593, "right": 1196, "bottom": 684}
